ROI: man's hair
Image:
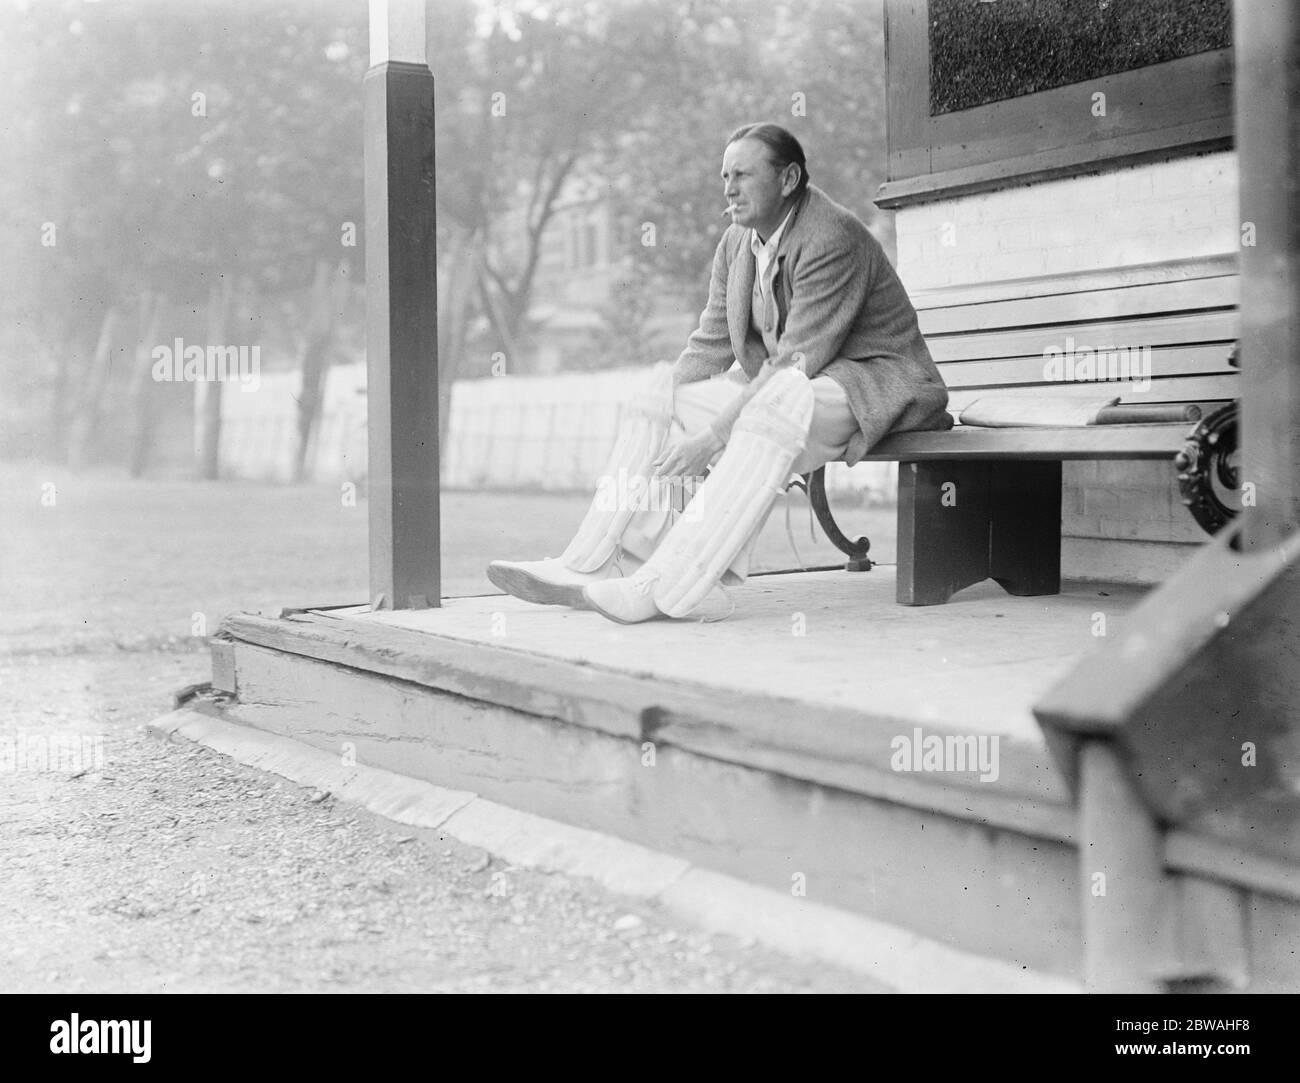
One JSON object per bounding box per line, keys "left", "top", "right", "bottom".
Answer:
{"left": 726, "top": 123, "right": 810, "bottom": 197}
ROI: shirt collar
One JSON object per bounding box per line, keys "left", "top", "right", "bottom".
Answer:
{"left": 749, "top": 207, "right": 794, "bottom": 262}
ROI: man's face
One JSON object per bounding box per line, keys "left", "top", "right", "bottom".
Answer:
{"left": 720, "top": 137, "right": 798, "bottom": 239}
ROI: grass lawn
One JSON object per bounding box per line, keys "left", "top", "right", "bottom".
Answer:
{"left": 1, "top": 462, "right": 894, "bottom": 655}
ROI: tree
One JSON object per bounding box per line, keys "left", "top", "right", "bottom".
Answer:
{"left": 606, "top": 0, "right": 890, "bottom": 310}
{"left": 427, "top": 0, "right": 684, "bottom": 446}
{"left": 0, "top": 0, "right": 368, "bottom": 462}
{"left": 0, "top": 0, "right": 891, "bottom": 467}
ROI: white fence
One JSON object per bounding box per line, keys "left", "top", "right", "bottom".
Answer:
{"left": 216, "top": 363, "right": 896, "bottom": 501}
{"left": 215, "top": 363, "right": 367, "bottom": 484}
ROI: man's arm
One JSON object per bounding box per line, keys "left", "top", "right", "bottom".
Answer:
{"left": 671, "top": 231, "right": 736, "bottom": 386}
{"left": 707, "top": 231, "right": 874, "bottom": 445}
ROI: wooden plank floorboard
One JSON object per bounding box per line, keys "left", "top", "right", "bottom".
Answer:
{"left": 354, "top": 569, "right": 1145, "bottom": 743}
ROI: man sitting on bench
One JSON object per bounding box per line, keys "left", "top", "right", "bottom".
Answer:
{"left": 488, "top": 122, "right": 951, "bottom": 623}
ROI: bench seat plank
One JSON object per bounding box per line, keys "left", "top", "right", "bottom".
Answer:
{"left": 942, "top": 374, "right": 1239, "bottom": 412}
{"left": 863, "top": 423, "right": 1190, "bottom": 462}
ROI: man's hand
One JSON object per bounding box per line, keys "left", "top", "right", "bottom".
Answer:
{"left": 651, "top": 429, "right": 724, "bottom": 483}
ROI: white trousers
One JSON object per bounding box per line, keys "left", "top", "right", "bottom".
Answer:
{"left": 615, "top": 367, "right": 858, "bottom": 581}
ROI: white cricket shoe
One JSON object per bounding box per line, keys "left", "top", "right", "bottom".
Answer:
{"left": 486, "top": 556, "right": 632, "bottom": 609}
{"left": 582, "top": 573, "right": 666, "bottom": 625}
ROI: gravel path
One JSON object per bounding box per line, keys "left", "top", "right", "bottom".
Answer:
{"left": 3, "top": 466, "right": 890, "bottom": 992}
{"left": 1, "top": 649, "right": 886, "bottom": 992}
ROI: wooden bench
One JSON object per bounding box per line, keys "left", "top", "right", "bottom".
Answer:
{"left": 808, "top": 255, "right": 1241, "bottom": 605}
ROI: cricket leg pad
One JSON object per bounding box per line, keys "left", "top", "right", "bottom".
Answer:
{"left": 560, "top": 361, "right": 675, "bottom": 573}
{"left": 633, "top": 367, "right": 815, "bottom": 619}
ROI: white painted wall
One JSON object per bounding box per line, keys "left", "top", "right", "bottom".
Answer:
{"left": 894, "top": 152, "right": 1238, "bottom": 291}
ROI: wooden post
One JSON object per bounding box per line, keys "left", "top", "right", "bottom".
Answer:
{"left": 1235, "top": 0, "right": 1300, "bottom": 548}
{"left": 1077, "top": 740, "right": 1169, "bottom": 993}
{"left": 364, "top": 0, "right": 440, "bottom": 610}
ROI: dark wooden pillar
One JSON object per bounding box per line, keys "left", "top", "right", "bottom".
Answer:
{"left": 1236, "top": 0, "right": 1300, "bottom": 548}
{"left": 1077, "top": 741, "right": 1168, "bottom": 993}
{"left": 363, "top": 0, "right": 440, "bottom": 610}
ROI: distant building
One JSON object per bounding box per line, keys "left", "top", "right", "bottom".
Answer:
{"left": 495, "top": 178, "right": 696, "bottom": 376}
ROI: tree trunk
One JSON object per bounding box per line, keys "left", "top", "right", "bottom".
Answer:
{"left": 293, "top": 260, "right": 348, "bottom": 483}
{"left": 436, "top": 226, "right": 481, "bottom": 461}
{"left": 66, "top": 306, "right": 123, "bottom": 470}
{"left": 475, "top": 248, "right": 521, "bottom": 366}
{"left": 128, "top": 292, "right": 167, "bottom": 477}
{"left": 48, "top": 321, "right": 89, "bottom": 464}
{"left": 195, "top": 277, "right": 234, "bottom": 480}
{"left": 478, "top": 151, "right": 578, "bottom": 360}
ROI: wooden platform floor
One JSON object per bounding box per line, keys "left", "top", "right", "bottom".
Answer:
{"left": 297, "top": 567, "right": 1150, "bottom": 828}
{"left": 363, "top": 570, "right": 1143, "bottom": 739}
{"left": 212, "top": 568, "right": 1154, "bottom": 974}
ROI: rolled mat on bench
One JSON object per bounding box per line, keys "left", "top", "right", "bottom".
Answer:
{"left": 959, "top": 395, "right": 1120, "bottom": 428}
{"left": 1094, "top": 403, "right": 1203, "bottom": 424}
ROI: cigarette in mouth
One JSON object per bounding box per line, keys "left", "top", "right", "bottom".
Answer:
{"left": 721, "top": 207, "right": 733, "bottom": 217}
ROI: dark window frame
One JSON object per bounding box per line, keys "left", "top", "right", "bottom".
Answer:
{"left": 877, "top": 0, "right": 1235, "bottom": 210}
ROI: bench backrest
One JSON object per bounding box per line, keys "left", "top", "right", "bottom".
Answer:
{"left": 911, "top": 255, "right": 1240, "bottom": 421}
